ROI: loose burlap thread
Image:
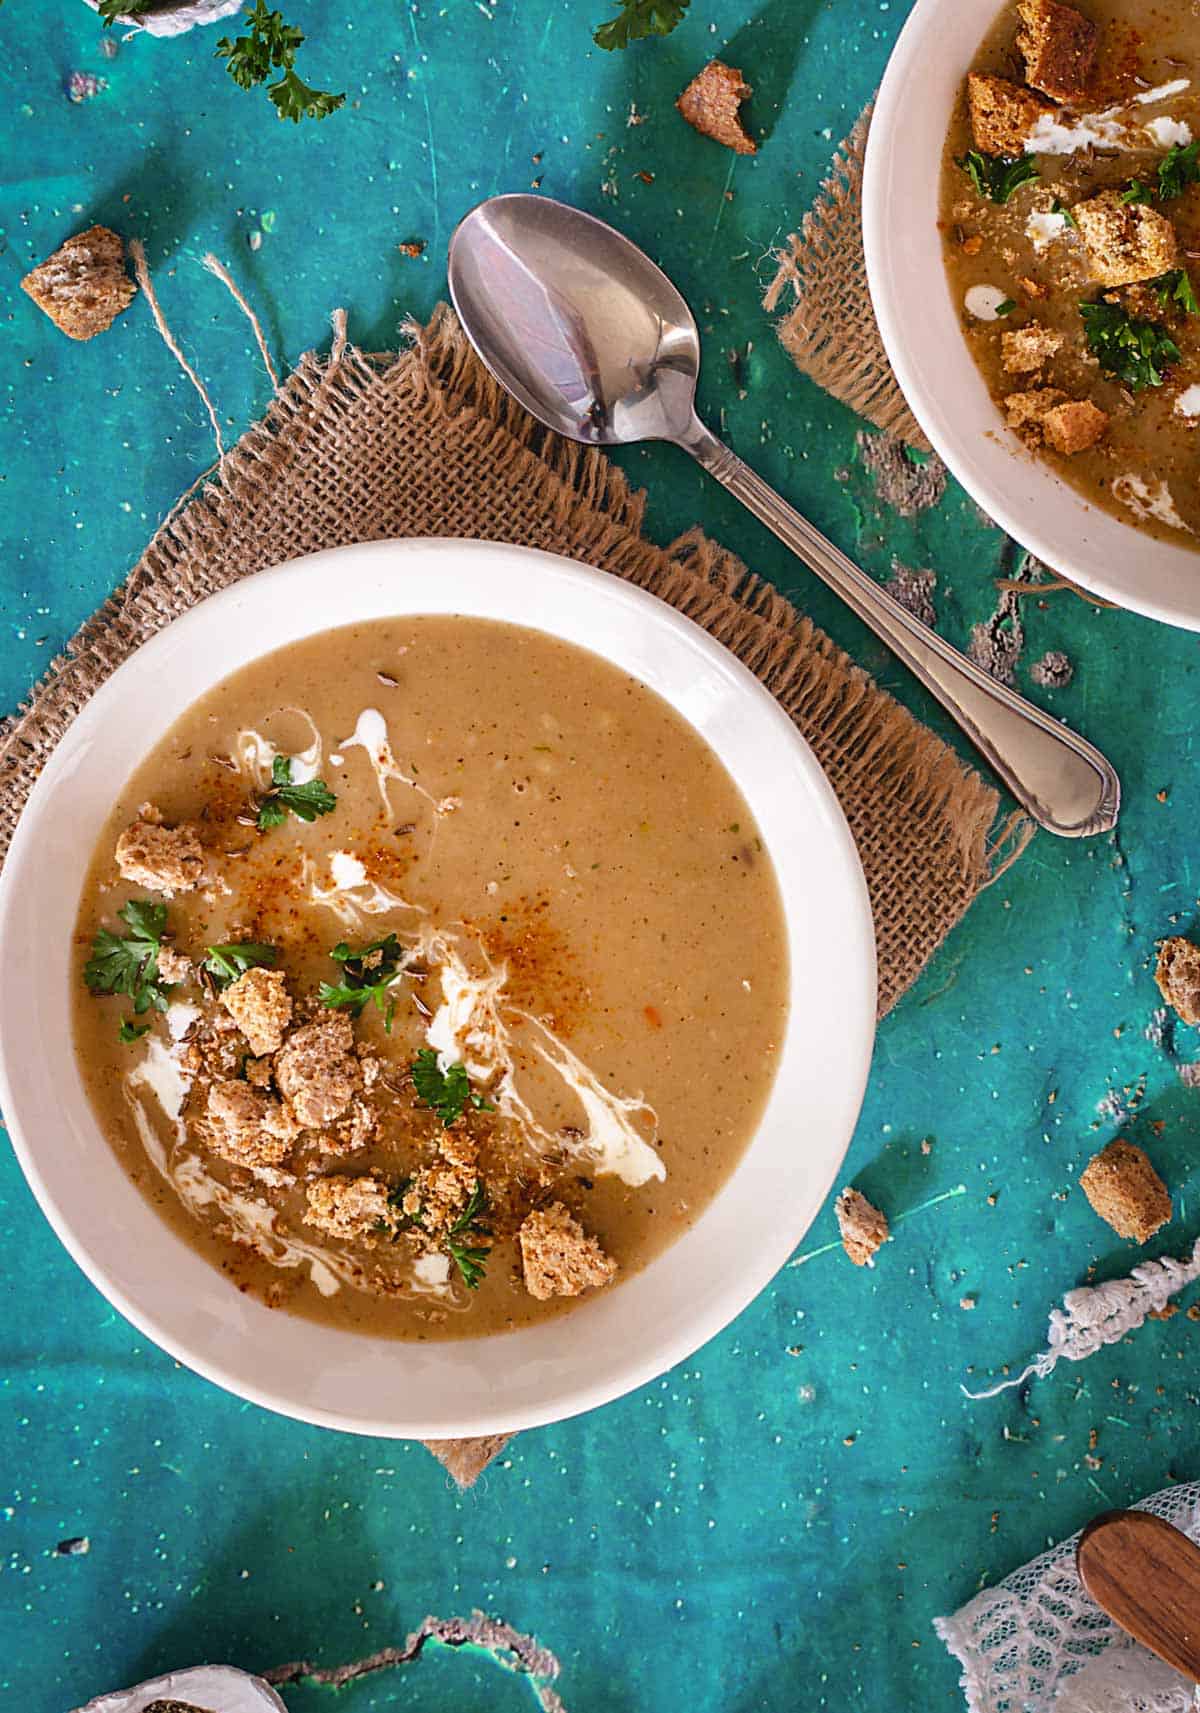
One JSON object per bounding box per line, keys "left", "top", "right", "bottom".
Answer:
{"left": 0, "top": 291, "right": 1031, "bottom": 1485}
{"left": 765, "top": 104, "right": 930, "bottom": 450}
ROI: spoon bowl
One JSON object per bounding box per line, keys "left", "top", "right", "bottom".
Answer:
{"left": 448, "top": 194, "right": 702, "bottom": 447}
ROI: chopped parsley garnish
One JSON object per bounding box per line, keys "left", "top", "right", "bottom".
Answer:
{"left": 1079, "top": 299, "right": 1181, "bottom": 391}
{"left": 319, "top": 935, "right": 407, "bottom": 1027}
{"left": 994, "top": 298, "right": 1017, "bottom": 317}
{"left": 1120, "top": 180, "right": 1152, "bottom": 206}
{"left": 215, "top": 1, "right": 345, "bottom": 123}
{"left": 593, "top": 0, "right": 689, "bottom": 51}
{"left": 1155, "top": 268, "right": 1200, "bottom": 317}
{"left": 84, "top": 899, "right": 177, "bottom": 1027}
{"left": 118, "top": 1018, "right": 151, "bottom": 1043}
{"left": 1157, "top": 140, "right": 1200, "bottom": 203}
{"left": 97, "top": 0, "right": 153, "bottom": 21}
{"left": 445, "top": 1181, "right": 492, "bottom": 1290}
{"left": 202, "top": 942, "right": 278, "bottom": 989}
{"left": 256, "top": 754, "right": 337, "bottom": 830}
{"left": 1051, "top": 198, "right": 1077, "bottom": 229}
{"left": 957, "top": 150, "right": 1039, "bottom": 205}
{"left": 411, "top": 1048, "right": 495, "bottom": 1127}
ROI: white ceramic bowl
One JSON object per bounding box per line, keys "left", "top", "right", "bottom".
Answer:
{"left": 0, "top": 540, "right": 876, "bottom": 1439}
{"left": 863, "top": 0, "right": 1200, "bottom": 632}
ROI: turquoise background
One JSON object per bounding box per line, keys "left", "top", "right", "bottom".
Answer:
{"left": 4, "top": 2, "right": 1200, "bottom": 1708}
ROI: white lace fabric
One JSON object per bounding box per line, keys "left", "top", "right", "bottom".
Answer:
{"left": 936, "top": 1484, "right": 1200, "bottom": 1712}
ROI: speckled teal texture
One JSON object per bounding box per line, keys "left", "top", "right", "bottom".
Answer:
{"left": 4, "top": 2, "right": 1200, "bottom": 1710}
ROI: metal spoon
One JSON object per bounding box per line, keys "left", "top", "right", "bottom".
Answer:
{"left": 447, "top": 194, "right": 1120, "bottom": 838}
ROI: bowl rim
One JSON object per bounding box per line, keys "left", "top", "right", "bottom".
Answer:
{"left": 0, "top": 538, "right": 877, "bottom": 1438}
{"left": 862, "top": 0, "right": 1200, "bottom": 633}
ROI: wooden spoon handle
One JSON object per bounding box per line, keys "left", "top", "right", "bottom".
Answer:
{"left": 1077, "top": 1509, "right": 1200, "bottom": 1685}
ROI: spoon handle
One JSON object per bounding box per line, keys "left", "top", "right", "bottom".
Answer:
{"left": 678, "top": 416, "right": 1119, "bottom": 838}
{"left": 1078, "top": 1509, "right": 1200, "bottom": 1684}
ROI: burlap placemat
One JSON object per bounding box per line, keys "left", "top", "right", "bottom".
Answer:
{"left": 0, "top": 293, "right": 1030, "bottom": 1486}
{"left": 764, "top": 105, "right": 929, "bottom": 450}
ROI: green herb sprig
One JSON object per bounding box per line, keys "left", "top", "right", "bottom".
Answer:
{"left": 411, "top": 1048, "right": 495, "bottom": 1127}
{"left": 957, "top": 149, "right": 1039, "bottom": 205}
{"left": 203, "top": 942, "right": 278, "bottom": 989}
{"left": 256, "top": 754, "right": 337, "bottom": 830}
{"left": 1121, "top": 142, "right": 1200, "bottom": 207}
{"left": 216, "top": 1, "right": 345, "bottom": 124}
{"left": 593, "top": 0, "right": 689, "bottom": 49}
{"left": 85, "top": 899, "right": 177, "bottom": 1038}
{"left": 319, "top": 935, "right": 407, "bottom": 1027}
{"left": 1155, "top": 268, "right": 1200, "bottom": 317}
{"left": 97, "top": 0, "right": 153, "bottom": 21}
{"left": 1079, "top": 299, "right": 1181, "bottom": 391}
{"left": 445, "top": 1180, "right": 492, "bottom": 1290}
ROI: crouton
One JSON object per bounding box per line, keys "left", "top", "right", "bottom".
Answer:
{"left": 1080, "top": 1138, "right": 1171, "bottom": 1242}
{"left": 401, "top": 1141, "right": 479, "bottom": 1240}
{"left": 677, "top": 60, "right": 756, "bottom": 155}
{"left": 20, "top": 225, "right": 136, "bottom": 342}
{"left": 519, "top": 1202, "right": 617, "bottom": 1300}
{"left": 222, "top": 967, "right": 292, "bottom": 1057}
{"left": 115, "top": 804, "right": 205, "bottom": 897}
{"left": 274, "top": 1013, "right": 361, "bottom": 1129}
{"left": 1041, "top": 397, "right": 1108, "bottom": 453}
{"left": 1074, "top": 189, "right": 1177, "bottom": 286}
{"left": 1004, "top": 386, "right": 1068, "bottom": 433}
{"left": 835, "top": 1187, "right": 890, "bottom": 1267}
{"left": 1002, "top": 323, "right": 1065, "bottom": 373}
{"left": 206, "top": 1080, "right": 298, "bottom": 1169}
{"left": 156, "top": 945, "right": 193, "bottom": 985}
{"left": 967, "top": 73, "right": 1054, "bottom": 157}
{"left": 1155, "top": 936, "right": 1200, "bottom": 1025}
{"left": 1016, "top": 0, "right": 1098, "bottom": 102}
{"left": 305, "top": 1174, "right": 393, "bottom": 1242}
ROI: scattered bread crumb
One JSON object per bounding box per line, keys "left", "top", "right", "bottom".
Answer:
{"left": 222, "top": 967, "right": 292, "bottom": 1057}
{"left": 1148, "top": 1302, "right": 1180, "bottom": 1321}
{"left": 305, "top": 1174, "right": 393, "bottom": 1242}
{"left": 1041, "top": 397, "right": 1108, "bottom": 455}
{"left": 835, "top": 1187, "right": 890, "bottom": 1267}
{"left": 115, "top": 803, "right": 205, "bottom": 897}
{"left": 1079, "top": 1138, "right": 1171, "bottom": 1242}
{"left": 676, "top": 60, "right": 756, "bottom": 155}
{"left": 21, "top": 225, "right": 136, "bottom": 341}
{"left": 519, "top": 1202, "right": 617, "bottom": 1300}
{"left": 1155, "top": 936, "right": 1200, "bottom": 1025}
{"left": 1002, "top": 323, "right": 1064, "bottom": 374}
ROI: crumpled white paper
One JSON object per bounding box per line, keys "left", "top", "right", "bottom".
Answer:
{"left": 81, "top": 0, "right": 245, "bottom": 39}
{"left": 75, "top": 1663, "right": 287, "bottom": 1713}
{"left": 936, "top": 1483, "right": 1200, "bottom": 1713}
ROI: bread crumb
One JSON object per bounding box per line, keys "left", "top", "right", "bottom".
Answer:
{"left": 21, "top": 225, "right": 136, "bottom": 341}
{"left": 1148, "top": 1302, "right": 1180, "bottom": 1320}
{"left": 1074, "top": 190, "right": 1178, "bottom": 287}
{"left": 1079, "top": 1138, "right": 1171, "bottom": 1242}
{"left": 1041, "top": 397, "right": 1108, "bottom": 454}
{"left": 1002, "top": 323, "right": 1064, "bottom": 374}
{"left": 275, "top": 1013, "right": 361, "bottom": 1128}
{"left": 519, "top": 1202, "right": 617, "bottom": 1300}
{"left": 222, "top": 967, "right": 292, "bottom": 1057}
{"left": 1017, "top": 0, "right": 1098, "bottom": 102}
{"left": 676, "top": 61, "right": 756, "bottom": 155}
{"left": 305, "top": 1174, "right": 393, "bottom": 1242}
{"left": 115, "top": 804, "right": 205, "bottom": 897}
{"left": 967, "top": 72, "right": 1054, "bottom": 156}
{"left": 835, "top": 1187, "right": 889, "bottom": 1267}
{"left": 1003, "top": 386, "right": 1068, "bottom": 439}
{"left": 206, "top": 1080, "right": 298, "bottom": 1169}
{"left": 1156, "top": 936, "right": 1200, "bottom": 1025}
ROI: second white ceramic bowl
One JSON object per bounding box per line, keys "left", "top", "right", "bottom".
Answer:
{"left": 863, "top": 0, "right": 1200, "bottom": 631}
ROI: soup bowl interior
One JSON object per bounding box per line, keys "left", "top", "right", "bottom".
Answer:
{"left": 862, "top": 0, "right": 1200, "bottom": 632}
{"left": 0, "top": 540, "right": 876, "bottom": 1439}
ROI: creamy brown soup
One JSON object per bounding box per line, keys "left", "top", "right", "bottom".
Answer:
{"left": 72, "top": 617, "right": 789, "bottom": 1340}
{"left": 940, "top": 0, "right": 1200, "bottom": 544}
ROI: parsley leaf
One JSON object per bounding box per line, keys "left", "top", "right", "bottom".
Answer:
{"left": 994, "top": 298, "right": 1017, "bottom": 317}
{"left": 1157, "top": 140, "right": 1200, "bottom": 202}
{"left": 1155, "top": 268, "right": 1200, "bottom": 317}
{"left": 118, "top": 1018, "right": 151, "bottom": 1043}
{"left": 1051, "top": 198, "right": 1078, "bottom": 229}
{"left": 411, "top": 1048, "right": 495, "bottom": 1127}
{"left": 957, "top": 150, "right": 1039, "bottom": 205}
{"left": 445, "top": 1180, "right": 491, "bottom": 1290}
{"left": 203, "top": 942, "right": 278, "bottom": 989}
{"left": 256, "top": 754, "right": 337, "bottom": 830}
{"left": 85, "top": 899, "right": 176, "bottom": 1023}
{"left": 593, "top": 0, "right": 689, "bottom": 49}
{"left": 1120, "top": 180, "right": 1153, "bottom": 206}
{"left": 319, "top": 934, "right": 407, "bottom": 1025}
{"left": 1079, "top": 299, "right": 1181, "bottom": 391}
{"left": 97, "top": 0, "right": 153, "bottom": 24}
{"left": 216, "top": 2, "right": 344, "bottom": 124}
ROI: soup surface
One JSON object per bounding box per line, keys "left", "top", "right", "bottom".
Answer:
{"left": 940, "top": 0, "right": 1200, "bottom": 544}
{"left": 73, "top": 617, "right": 789, "bottom": 1340}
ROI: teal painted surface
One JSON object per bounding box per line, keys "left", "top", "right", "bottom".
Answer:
{"left": 4, "top": 3, "right": 1200, "bottom": 1709}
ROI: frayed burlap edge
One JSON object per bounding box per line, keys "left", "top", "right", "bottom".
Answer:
{"left": 764, "top": 105, "right": 930, "bottom": 451}
{"left": 0, "top": 298, "right": 1031, "bottom": 1485}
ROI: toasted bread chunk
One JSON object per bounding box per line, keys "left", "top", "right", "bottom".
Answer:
{"left": 967, "top": 72, "right": 1054, "bottom": 156}
{"left": 275, "top": 1014, "right": 361, "bottom": 1129}
{"left": 1041, "top": 397, "right": 1108, "bottom": 453}
{"left": 1017, "top": 0, "right": 1098, "bottom": 102}
{"left": 206, "top": 1080, "right": 298, "bottom": 1169}
{"left": 677, "top": 60, "right": 756, "bottom": 155}
{"left": 519, "top": 1202, "right": 617, "bottom": 1300}
{"left": 1156, "top": 936, "right": 1200, "bottom": 1025}
{"left": 1002, "top": 323, "right": 1065, "bottom": 373}
{"left": 835, "top": 1187, "right": 890, "bottom": 1266}
{"left": 156, "top": 945, "right": 193, "bottom": 985}
{"left": 21, "top": 225, "right": 136, "bottom": 341}
{"left": 1004, "top": 386, "right": 1068, "bottom": 432}
{"left": 305, "top": 1174, "right": 393, "bottom": 1242}
{"left": 1074, "top": 189, "right": 1177, "bottom": 286}
{"left": 1080, "top": 1138, "right": 1171, "bottom": 1241}
{"left": 222, "top": 967, "right": 292, "bottom": 1057}
{"left": 115, "top": 803, "right": 205, "bottom": 897}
